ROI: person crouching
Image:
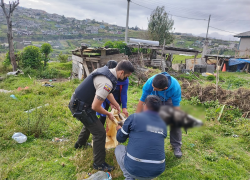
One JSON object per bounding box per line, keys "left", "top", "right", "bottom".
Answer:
{"left": 115, "top": 95, "right": 167, "bottom": 180}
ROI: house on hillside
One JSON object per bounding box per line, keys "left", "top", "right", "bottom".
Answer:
{"left": 234, "top": 31, "right": 250, "bottom": 57}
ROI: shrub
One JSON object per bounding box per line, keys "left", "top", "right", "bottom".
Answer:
{"left": 40, "top": 43, "right": 53, "bottom": 67}
{"left": 39, "top": 68, "right": 59, "bottom": 79}
{"left": 58, "top": 52, "right": 68, "bottom": 63}
{"left": 3, "top": 51, "right": 11, "bottom": 66}
{"left": 207, "top": 75, "right": 215, "bottom": 81}
{"left": 20, "top": 45, "right": 42, "bottom": 69}
{"left": 104, "top": 41, "right": 114, "bottom": 48}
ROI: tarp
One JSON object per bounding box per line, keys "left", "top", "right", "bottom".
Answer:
{"left": 229, "top": 58, "right": 250, "bottom": 66}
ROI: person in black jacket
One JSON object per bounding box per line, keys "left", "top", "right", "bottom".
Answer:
{"left": 68, "top": 60, "right": 134, "bottom": 171}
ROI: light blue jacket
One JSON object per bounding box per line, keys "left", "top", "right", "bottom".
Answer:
{"left": 140, "top": 72, "right": 182, "bottom": 107}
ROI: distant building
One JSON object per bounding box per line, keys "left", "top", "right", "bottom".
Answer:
{"left": 99, "top": 25, "right": 105, "bottom": 29}
{"left": 234, "top": 31, "right": 250, "bottom": 56}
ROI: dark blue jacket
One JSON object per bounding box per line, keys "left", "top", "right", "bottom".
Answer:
{"left": 97, "top": 78, "right": 129, "bottom": 117}
{"left": 140, "top": 72, "right": 182, "bottom": 107}
{"left": 117, "top": 111, "right": 167, "bottom": 178}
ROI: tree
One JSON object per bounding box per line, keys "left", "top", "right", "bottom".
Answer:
{"left": 41, "top": 43, "right": 53, "bottom": 67}
{"left": 148, "top": 6, "right": 174, "bottom": 45}
{"left": 20, "top": 46, "right": 42, "bottom": 69}
{"left": 0, "top": 0, "right": 19, "bottom": 71}
{"left": 58, "top": 52, "right": 68, "bottom": 63}
{"left": 104, "top": 41, "right": 114, "bottom": 48}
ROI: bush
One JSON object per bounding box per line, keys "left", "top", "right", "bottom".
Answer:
{"left": 58, "top": 52, "right": 68, "bottom": 63}
{"left": 104, "top": 41, "right": 114, "bottom": 48}
{"left": 207, "top": 75, "right": 215, "bottom": 81}
{"left": 3, "top": 51, "right": 11, "bottom": 66}
{"left": 40, "top": 43, "right": 53, "bottom": 66}
{"left": 20, "top": 45, "right": 42, "bottom": 69}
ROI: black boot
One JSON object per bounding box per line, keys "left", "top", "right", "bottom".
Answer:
{"left": 74, "top": 142, "right": 92, "bottom": 149}
{"left": 93, "top": 162, "right": 115, "bottom": 172}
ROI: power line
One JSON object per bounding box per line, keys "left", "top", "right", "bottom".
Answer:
{"left": 209, "top": 26, "right": 238, "bottom": 34}
{"left": 131, "top": 1, "right": 208, "bottom": 21}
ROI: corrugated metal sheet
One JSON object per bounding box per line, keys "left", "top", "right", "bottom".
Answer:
{"left": 229, "top": 58, "right": 250, "bottom": 66}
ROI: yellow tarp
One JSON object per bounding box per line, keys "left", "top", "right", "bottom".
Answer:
{"left": 105, "top": 109, "right": 126, "bottom": 149}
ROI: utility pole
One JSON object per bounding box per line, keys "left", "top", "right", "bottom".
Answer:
{"left": 202, "top": 15, "right": 211, "bottom": 58}
{"left": 125, "top": 0, "right": 131, "bottom": 44}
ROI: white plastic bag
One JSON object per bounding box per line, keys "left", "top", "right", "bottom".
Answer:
{"left": 12, "top": 132, "right": 27, "bottom": 143}
{"left": 85, "top": 171, "right": 112, "bottom": 180}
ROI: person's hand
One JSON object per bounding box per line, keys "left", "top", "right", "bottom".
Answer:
{"left": 122, "top": 108, "right": 129, "bottom": 117}
{"left": 107, "top": 112, "right": 115, "bottom": 122}
{"left": 110, "top": 103, "right": 121, "bottom": 114}
{"left": 116, "top": 105, "right": 121, "bottom": 114}
{"left": 110, "top": 103, "right": 116, "bottom": 110}
{"left": 116, "top": 125, "right": 122, "bottom": 131}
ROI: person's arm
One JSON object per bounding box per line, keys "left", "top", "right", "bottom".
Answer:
{"left": 136, "top": 100, "right": 144, "bottom": 113}
{"left": 107, "top": 93, "right": 121, "bottom": 113}
{"left": 116, "top": 114, "right": 133, "bottom": 143}
{"left": 174, "top": 106, "right": 180, "bottom": 110}
{"left": 136, "top": 78, "right": 154, "bottom": 113}
{"left": 92, "top": 95, "right": 114, "bottom": 121}
{"left": 121, "top": 80, "right": 129, "bottom": 117}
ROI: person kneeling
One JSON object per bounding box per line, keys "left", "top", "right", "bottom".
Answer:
{"left": 115, "top": 95, "right": 167, "bottom": 180}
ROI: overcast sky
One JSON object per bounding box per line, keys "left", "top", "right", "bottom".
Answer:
{"left": 19, "top": 0, "right": 250, "bottom": 41}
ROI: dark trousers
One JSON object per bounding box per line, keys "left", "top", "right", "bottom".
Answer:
{"left": 69, "top": 95, "right": 106, "bottom": 165}
{"left": 77, "top": 119, "right": 106, "bottom": 165}
{"left": 163, "top": 99, "right": 182, "bottom": 149}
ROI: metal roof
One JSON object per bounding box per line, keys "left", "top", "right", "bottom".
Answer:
{"left": 234, "top": 31, "right": 250, "bottom": 37}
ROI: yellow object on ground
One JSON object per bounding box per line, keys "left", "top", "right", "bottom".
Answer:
{"left": 105, "top": 109, "right": 126, "bottom": 149}
{"left": 205, "top": 72, "right": 213, "bottom": 76}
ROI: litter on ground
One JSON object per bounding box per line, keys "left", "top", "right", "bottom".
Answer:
{"left": 12, "top": 132, "right": 27, "bottom": 143}
{"left": 25, "top": 104, "right": 49, "bottom": 113}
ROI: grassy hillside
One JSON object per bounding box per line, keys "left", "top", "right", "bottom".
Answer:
{"left": 0, "top": 62, "right": 249, "bottom": 179}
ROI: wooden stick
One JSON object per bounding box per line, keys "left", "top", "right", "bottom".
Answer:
{"left": 161, "top": 39, "right": 166, "bottom": 72}
{"left": 216, "top": 54, "right": 219, "bottom": 99}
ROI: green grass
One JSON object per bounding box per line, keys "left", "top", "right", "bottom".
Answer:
{"left": 172, "top": 54, "right": 202, "bottom": 64}
{"left": 0, "top": 64, "right": 249, "bottom": 179}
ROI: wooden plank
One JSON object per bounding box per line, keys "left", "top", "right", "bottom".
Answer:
{"left": 162, "top": 50, "right": 197, "bottom": 56}
{"left": 101, "top": 50, "right": 106, "bottom": 56}
{"left": 246, "top": 63, "right": 249, "bottom": 73}
{"left": 90, "top": 61, "right": 95, "bottom": 71}
{"left": 82, "top": 61, "right": 90, "bottom": 76}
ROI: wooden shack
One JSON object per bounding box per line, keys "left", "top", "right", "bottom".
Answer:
{"left": 71, "top": 45, "right": 128, "bottom": 79}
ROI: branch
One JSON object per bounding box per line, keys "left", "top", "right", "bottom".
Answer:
{"left": 0, "top": 0, "right": 9, "bottom": 17}
{"left": 10, "top": 0, "right": 19, "bottom": 14}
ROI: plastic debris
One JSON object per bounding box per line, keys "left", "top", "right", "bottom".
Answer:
{"left": 85, "top": 171, "right": 112, "bottom": 180}
{"left": 7, "top": 70, "right": 24, "bottom": 76}
{"left": 190, "top": 143, "right": 195, "bottom": 147}
{"left": 0, "top": 89, "right": 12, "bottom": 93}
{"left": 42, "top": 82, "right": 54, "bottom": 87}
{"left": 52, "top": 136, "right": 68, "bottom": 142}
{"left": 17, "top": 86, "right": 29, "bottom": 91}
{"left": 10, "top": 94, "right": 18, "bottom": 100}
{"left": 12, "top": 132, "right": 27, "bottom": 143}
{"left": 25, "top": 104, "right": 49, "bottom": 113}
{"left": 233, "top": 135, "right": 238, "bottom": 138}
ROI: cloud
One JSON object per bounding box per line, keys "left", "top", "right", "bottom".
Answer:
{"left": 19, "top": 0, "right": 249, "bottom": 39}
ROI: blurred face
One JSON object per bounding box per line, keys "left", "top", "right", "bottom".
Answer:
{"left": 118, "top": 70, "right": 131, "bottom": 80}
{"left": 152, "top": 85, "right": 168, "bottom": 91}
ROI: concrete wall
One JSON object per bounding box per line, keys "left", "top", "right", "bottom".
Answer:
{"left": 186, "top": 58, "right": 206, "bottom": 71}
{"left": 239, "top": 37, "right": 250, "bottom": 56}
